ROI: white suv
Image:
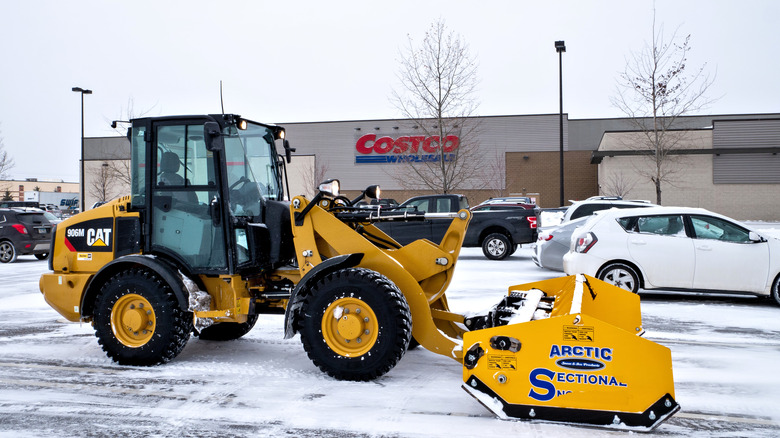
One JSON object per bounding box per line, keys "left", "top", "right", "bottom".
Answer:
{"left": 563, "top": 206, "right": 780, "bottom": 305}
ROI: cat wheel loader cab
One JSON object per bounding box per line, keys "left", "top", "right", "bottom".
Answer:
{"left": 40, "top": 113, "right": 680, "bottom": 431}
{"left": 40, "top": 114, "right": 297, "bottom": 364}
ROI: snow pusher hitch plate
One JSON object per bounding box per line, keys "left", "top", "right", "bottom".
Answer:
{"left": 462, "top": 274, "right": 680, "bottom": 431}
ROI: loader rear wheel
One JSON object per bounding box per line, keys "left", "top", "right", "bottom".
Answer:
{"left": 196, "top": 315, "right": 259, "bottom": 341}
{"left": 299, "top": 268, "right": 411, "bottom": 381}
{"left": 482, "top": 233, "right": 512, "bottom": 260}
{"left": 598, "top": 262, "right": 640, "bottom": 293}
{"left": 93, "top": 268, "right": 192, "bottom": 366}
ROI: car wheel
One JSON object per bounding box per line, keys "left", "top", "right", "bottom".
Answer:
{"left": 35, "top": 253, "right": 49, "bottom": 261}
{"left": 771, "top": 275, "right": 780, "bottom": 307}
{"left": 482, "top": 233, "right": 512, "bottom": 260}
{"left": 0, "top": 241, "right": 17, "bottom": 263}
{"left": 597, "top": 263, "right": 640, "bottom": 294}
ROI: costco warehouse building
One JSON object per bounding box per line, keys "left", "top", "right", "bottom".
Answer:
{"left": 84, "top": 112, "right": 780, "bottom": 221}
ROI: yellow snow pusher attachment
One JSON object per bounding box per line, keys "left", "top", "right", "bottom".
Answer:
{"left": 462, "top": 274, "right": 680, "bottom": 431}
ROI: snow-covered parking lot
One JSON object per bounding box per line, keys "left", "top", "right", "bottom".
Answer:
{"left": 1, "top": 242, "right": 780, "bottom": 437}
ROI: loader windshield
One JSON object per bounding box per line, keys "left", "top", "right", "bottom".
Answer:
{"left": 223, "top": 122, "right": 282, "bottom": 216}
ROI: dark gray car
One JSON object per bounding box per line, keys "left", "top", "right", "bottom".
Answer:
{"left": 0, "top": 209, "right": 53, "bottom": 263}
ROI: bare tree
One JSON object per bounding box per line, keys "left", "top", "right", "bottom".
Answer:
{"left": 301, "top": 158, "right": 330, "bottom": 196}
{"left": 0, "top": 124, "right": 15, "bottom": 180}
{"left": 611, "top": 12, "right": 715, "bottom": 204}
{"left": 89, "top": 162, "right": 121, "bottom": 204}
{"left": 478, "top": 150, "right": 514, "bottom": 198}
{"left": 601, "top": 171, "right": 638, "bottom": 199}
{"left": 390, "top": 19, "right": 483, "bottom": 193}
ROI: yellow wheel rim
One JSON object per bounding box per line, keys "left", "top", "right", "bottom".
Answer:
{"left": 111, "top": 294, "right": 156, "bottom": 348}
{"left": 321, "top": 297, "right": 379, "bottom": 357}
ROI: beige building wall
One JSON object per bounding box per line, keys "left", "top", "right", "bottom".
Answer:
{"left": 0, "top": 179, "right": 78, "bottom": 201}
{"left": 597, "top": 130, "right": 780, "bottom": 221}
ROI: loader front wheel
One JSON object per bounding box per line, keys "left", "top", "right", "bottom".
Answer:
{"left": 93, "top": 268, "right": 193, "bottom": 366}
{"left": 598, "top": 262, "right": 640, "bottom": 293}
{"left": 299, "top": 268, "right": 411, "bottom": 381}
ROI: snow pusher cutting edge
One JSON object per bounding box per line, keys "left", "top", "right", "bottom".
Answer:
{"left": 461, "top": 274, "right": 680, "bottom": 431}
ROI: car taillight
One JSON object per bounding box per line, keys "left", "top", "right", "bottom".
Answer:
{"left": 12, "top": 224, "right": 28, "bottom": 234}
{"left": 527, "top": 216, "right": 537, "bottom": 229}
{"left": 575, "top": 232, "right": 598, "bottom": 253}
{"left": 538, "top": 233, "right": 553, "bottom": 241}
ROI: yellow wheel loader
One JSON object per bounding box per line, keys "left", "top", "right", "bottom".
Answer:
{"left": 40, "top": 114, "right": 679, "bottom": 431}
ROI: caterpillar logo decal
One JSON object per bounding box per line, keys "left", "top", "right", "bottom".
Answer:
{"left": 64, "top": 218, "right": 114, "bottom": 252}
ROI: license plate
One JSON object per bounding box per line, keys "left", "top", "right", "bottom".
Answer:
{"left": 37, "top": 228, "right": 47, "bottom": 234}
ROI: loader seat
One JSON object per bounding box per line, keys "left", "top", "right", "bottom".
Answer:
{"left": 158, "top": 152, "right": 199, "bottom": 205}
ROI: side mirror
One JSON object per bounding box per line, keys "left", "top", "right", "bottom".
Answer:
{"left": 204, "top": 122, "right": 224, "bottom": 151}
{"left": 284, "top": 139, "right": 295, "bottom": 163}
{"left": 749, "top": 231, "right": 765, "bottom": 243}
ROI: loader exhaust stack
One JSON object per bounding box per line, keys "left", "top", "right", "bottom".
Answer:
{"left": 462, "top": 274, "right": 680, "bottom": 431}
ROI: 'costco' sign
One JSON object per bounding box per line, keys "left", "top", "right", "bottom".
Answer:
{"left": 355, "top": 134, "right": 459, "bottom": 164}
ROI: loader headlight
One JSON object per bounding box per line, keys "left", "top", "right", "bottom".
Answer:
{"left": 365, "top": 185, "right": 380, "bottom": 199}
{"left": 319, "top": 179, "right": 340, "bottom": 197}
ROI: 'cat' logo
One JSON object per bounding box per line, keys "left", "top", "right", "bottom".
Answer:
{"left": 87, "top": 228, "right": 112, "bottom": 247}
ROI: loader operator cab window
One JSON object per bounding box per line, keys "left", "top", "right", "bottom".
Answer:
{"left": 150, "top": 124, "right": 226, "bottom": 271}
{"left": 222, "top": 122, "right": 283, "bottom": 266}
{"left": 223, "top": 123, "right": 282, "bottom": 218}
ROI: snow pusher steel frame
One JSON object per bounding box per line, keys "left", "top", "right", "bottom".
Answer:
{"left": 286, "top": 197, "right": 679, "bottom": 431}
{"left": 462, "top": 275, "right": 680, "bottom": 431}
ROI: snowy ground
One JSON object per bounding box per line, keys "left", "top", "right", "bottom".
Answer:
{"left": 1, "top": 236, "right": 780, "bottom": 437}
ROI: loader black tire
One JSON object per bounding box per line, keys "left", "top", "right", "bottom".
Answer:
{"left": 597, "top": 262, "right": 640, "bottom": 294}
{"left": 299, "top": 268, "right": 411, "bottom": 381}
{"left": 196, "top": 315, "right": 259, "bottom": 341}
{"left": 93, "top": 268, "right": 192, "bottom": 366}
{"left": 482, "top": 232, "right": 512, "bottom": 260}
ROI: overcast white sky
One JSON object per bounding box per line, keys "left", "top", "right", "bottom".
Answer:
{"left": 1, "top": 0, "right": 779, "bottom": 182}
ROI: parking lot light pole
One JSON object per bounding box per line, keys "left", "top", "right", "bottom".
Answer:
{"left": 72, "top": 87, "right": 92, "bottom": 213}
{"left": 555, "top": 41, "right": 566, "bottom": 207}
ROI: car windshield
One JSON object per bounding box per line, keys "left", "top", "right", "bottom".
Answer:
{"left": 223, "top": 121, "right": 282, "bottom": 215}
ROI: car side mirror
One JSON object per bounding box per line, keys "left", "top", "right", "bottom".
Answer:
{"left": 749, "top": 231, "right": 765, "bottom": 243}
{"left": 204, "top": 122, "right": 224, "bottom": 151}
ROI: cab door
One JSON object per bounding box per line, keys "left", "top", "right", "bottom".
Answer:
{"left": 148, "top": 122, "right": 228, "bottom": 273}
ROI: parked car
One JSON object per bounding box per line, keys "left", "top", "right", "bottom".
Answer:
{"left": 533, "top": 199, "right": 656, "bottom": 271}
{"left": 563, "top": 206, "right": 780, "bottom": 305}
{"left": 375, "top": 194, "right": 537, "bottom": 260}
{"left": 370, "top": 198, "right": 398, "bottom": 207}
{"left": 470, "top": 203, "right": 531, "bottom": 212}
{"left": 0, "top": 208, "right": 54, "bottom": 263}
{"left": 533, "top": 216, "right": 589, "bottom": 271}
{"left": 476, "top": 196, "right": 536, "bottom": 210}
